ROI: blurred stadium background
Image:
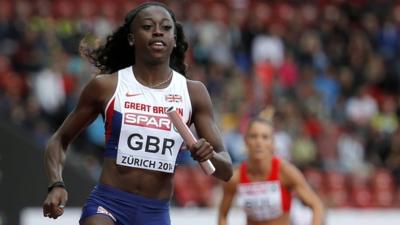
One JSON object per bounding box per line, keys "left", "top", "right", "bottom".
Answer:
{"left": 0, "top": 0, "right": 400, "bottom": 224}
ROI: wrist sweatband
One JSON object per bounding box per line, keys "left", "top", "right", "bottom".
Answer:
{"left": 47, "top": 181, "right": 66, "bottom": 193}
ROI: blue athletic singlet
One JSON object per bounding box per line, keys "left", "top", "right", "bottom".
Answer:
{"left": 103, "top": 66, "right": 192, "bottom": 173}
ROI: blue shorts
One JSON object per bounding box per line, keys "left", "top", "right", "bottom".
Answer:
{"left": 79, "top": 184, "right": 170, "bottom": 225}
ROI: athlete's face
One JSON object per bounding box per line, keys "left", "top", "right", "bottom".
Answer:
{"left": 129, "top": 6, "right": 176, "bottom": 64}
{"left": 245, "top": 121, "right": 275, "bottom": 161}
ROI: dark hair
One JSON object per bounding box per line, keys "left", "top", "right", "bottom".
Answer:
{"left": 80, "top": 2, "right": 188, "bottom": 75}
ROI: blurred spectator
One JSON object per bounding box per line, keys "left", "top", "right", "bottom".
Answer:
{"left": 291, "top": 131, "right": 317, "bottom": 168}
{"left": 315, "top": 122, "right": 339, "bottom": 170}
{"left": 273, "top": 113, "right": 293, "bottom": 161}
{"left": 337, "top": 125, "right": 369, "bottom": 176}
{"left": 345, "top": 86, "right": 378, "bottom": 127}
{"left": 32, "top": 66, "right": 65, "bottom": 115}
{"left": 220, "top": 113, "right": 246, "bottom": 165}
{"left": 371, "top": 96, "right": 398, "bottom": 135}
{"left": 313, "top": 66, "right": 340, "bottom": 114}
{"left": 251, "top": 24, "right": 284, "bottom": 68}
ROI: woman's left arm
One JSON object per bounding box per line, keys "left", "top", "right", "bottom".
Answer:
{"left": 187, "top": 80, "right": 233, "bottom": 181}
{"left": 281, "top": 161, "right": 325, "bottom": 225}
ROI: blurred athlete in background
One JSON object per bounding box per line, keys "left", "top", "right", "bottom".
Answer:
{"left": 218, "top": 108, "right": 324, "bottom": 225}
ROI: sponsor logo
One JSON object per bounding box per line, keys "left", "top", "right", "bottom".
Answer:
{"left": 165, "top": 94, "right": 182, "bottom": 102}
{"left": 126, "top": 92, "right": 142, "bottom": 97}
{"left": 97, "top": 206, "right": 116, "bottom": 222}
{"left": 124, "top": 112, "right": 171, "bottom": 130}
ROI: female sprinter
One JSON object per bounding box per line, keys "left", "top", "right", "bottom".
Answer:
{"left": 218, "top": 110, "right": 324, "bottom": 225}
{"left": 42, "top": 2, "right": 233, "bottom": 225}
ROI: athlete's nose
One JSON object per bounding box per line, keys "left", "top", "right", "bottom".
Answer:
{"left": 152, "top": 25, "right": 163, "bottom": 37}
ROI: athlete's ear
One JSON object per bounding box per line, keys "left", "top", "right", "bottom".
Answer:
{"left": 127, "top": 33, "right": 134, "bottom": 46}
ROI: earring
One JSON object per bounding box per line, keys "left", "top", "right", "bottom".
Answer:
{"left": 128, "top": 34, "right": 134, "bottom": 46}
{"left": 174, "top": 35, "right": 177, "bottom": 47}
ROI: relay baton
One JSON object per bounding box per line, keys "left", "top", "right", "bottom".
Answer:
{"left": 166, "top": 107, "right": 216, "bottom": 175}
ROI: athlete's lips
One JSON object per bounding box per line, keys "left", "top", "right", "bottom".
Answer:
{"left": 149, "top": 39, "right": 166, "bottom": 46}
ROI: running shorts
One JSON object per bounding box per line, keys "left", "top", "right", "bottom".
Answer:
{"left": 79, "top": 184, "right": 170, "bottom": 225}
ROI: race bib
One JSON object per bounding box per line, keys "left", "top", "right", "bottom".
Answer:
{"left": 116, "top": 112, "right": 182, "bottom": 173}
{"left": 238, "top": 181, "right": 283, "bottom": 220}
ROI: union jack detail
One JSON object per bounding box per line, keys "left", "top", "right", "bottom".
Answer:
{"left": 165, "top": 94, "right": 182, "bottom": 102}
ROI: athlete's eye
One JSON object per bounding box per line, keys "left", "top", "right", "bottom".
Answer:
{"left": 162, "top": 25, "right": 172, "bottom": 31}
{"left": 142, "top": 25, "right": 152, "bottom": 30}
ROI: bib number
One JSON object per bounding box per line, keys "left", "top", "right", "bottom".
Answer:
{"left": 117, "top": 133, "right": 178, "bottom": 173}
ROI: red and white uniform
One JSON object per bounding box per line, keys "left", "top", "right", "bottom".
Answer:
{"left": 103, "top": 66, "right": 192, "bottom": 173}
{"left": 238, "top": 157, "right": 292, "bottom": 221}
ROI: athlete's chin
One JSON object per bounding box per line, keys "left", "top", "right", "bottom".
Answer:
{"left": 145, "top": 54, "right": 170, "bottom": 64}
{"left": 249, "top": 154, "right": 269, "bottom": 161}
{"left": 148, "top": 47, "right": 172, "bottom": 56}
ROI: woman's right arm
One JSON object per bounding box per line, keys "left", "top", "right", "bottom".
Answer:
{"left": 218, "top": 169, "right": 239, "bottom": 225}
{"left": 42, "top": 75, "right": 112, "bottom": 219}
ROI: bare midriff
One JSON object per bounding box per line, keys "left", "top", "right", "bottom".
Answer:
{"left": 247, "top": 213, "right": 290, "bottom": 225}
{"left": 99, "top": 158, "right": 174, "bottom": 200}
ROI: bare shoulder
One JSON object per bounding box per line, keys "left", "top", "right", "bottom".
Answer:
{"left": 186, "top": 79, "right": 211, "bottom": 111}
{"left": 186, "top": 79, "right": 206, "bottom": 89}
{"left": 91, "top": 73, "right": 117, "bottom": 90}
{"left": 86, "top": 73, "right": 118, "bottom": 108}
{"left": 186, "top": 79, "right": 208, "bottom": 97}
{"left": 279, "top": 159, "right": 304, "bottom": 188}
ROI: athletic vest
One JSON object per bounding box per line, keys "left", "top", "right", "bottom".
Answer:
{"left": 103, "top": 66, "right": 192, "bottom": 173}
{"left": 238, "top": 157, "right": 291, "bottom": 221}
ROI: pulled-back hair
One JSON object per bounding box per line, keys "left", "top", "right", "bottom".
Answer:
{"left": 247, "top": 107, "right": 275, "bottom": 132}
{"left": 80, "top": 2, "right": 188, "bottom": 75}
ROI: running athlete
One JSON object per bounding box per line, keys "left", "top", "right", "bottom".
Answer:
{"left": 42, "top": 2, "right": 233, "bottom": 225}
{"left": 218, "top": 112, "right": 324, "bottom": 225}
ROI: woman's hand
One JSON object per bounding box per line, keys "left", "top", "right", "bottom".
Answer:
{"left": 43, "top": 188, "right": 68, "bottom": 219}
{"left": 189, "top": 138, "right": 215, "bottom": 162}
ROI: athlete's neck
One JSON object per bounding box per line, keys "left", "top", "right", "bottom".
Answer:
{"left": 247, "top": 157, "right": 272, "bottom": 176}
{"left": 132, "top": 64, "right": 172, "bottom": 88}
